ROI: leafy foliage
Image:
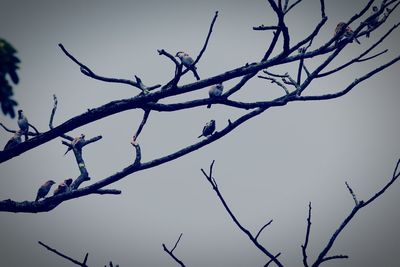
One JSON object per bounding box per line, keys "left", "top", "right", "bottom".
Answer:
{"left": 0, "top": 38, "right": 20, "bottom": 118}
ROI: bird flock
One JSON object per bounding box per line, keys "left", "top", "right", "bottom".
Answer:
{"left": 3, "top": 5, "right": 385, "bottom": 202}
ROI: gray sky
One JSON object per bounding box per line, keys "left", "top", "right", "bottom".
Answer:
{"left": 1, "top": 0, "right": 400, "bottom": 266}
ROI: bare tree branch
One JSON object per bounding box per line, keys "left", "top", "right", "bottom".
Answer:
{"left": 49, "top": 94, "right": 58, "bottom": 129}
{"left": 162, "top": 233, "right": 185, "bottom": 267}
{"left": 301, "top": 202, "right": 312, "bottom": 267}
{"left": 255, "top": 219, "right": 273, "bottom": 240}
{"left": 59, "top": 43, "right": 160, "bottom": 93}
{"left": 201, "top": 161, "right": 283, "bottom": 267}
{"left": 345, "top": 181, "right": 359, "bottom": 206}
{"left": 311, "top": 158, "right": 400, "bottom": 267}
{"left": 38, "top": 241, "right": 89, "bottom": 267}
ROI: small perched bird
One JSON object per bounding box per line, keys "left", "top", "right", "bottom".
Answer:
{"left": 35, "top": 180, "right": 56, "bottom": 201}
{"left": 207, "top": 83, "right": 224, "bottom": 109}
{"left": 53, "top": 178, "right": 74, "bottom": 196}
{"left": 334, "top": 22, "right": 361, "bottom": 45}
{"left": 198, "top": 120, "right": 216, "bottom": 138}
{"left": 17, "top": 109, "right": 29, "bottom": 141}
{"left": 4, "top": 131, "right": 22, "bottom": 150}
{"left": 64, "top": 134, "right": 85, "bottom": 155}
{"left": 175, "top": 51, "right": 200, "bottom": 80}
{"left": 64, "top": 178, "right": 73, "bottom": 187}
{"left": 366, "top": 6, "right": 380, "bottom": 38}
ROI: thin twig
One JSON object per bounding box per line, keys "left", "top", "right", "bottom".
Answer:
{"left": 162, "top": 233, "right": 185, "bottom": 267}
{"left": 301, "top": 202, "right": 312, "bottom": 267}
{"left": 284, "top": 0, "right": 303, "bottom": 14}
{"left": 345, "top": 181, "right": 359, "bottom": 206}
{"left": 49, "top": 94, "right": 58, "bottom": 129}
{"left": 311, "top": 158, "right": 400, "bottom": 267}
{"left": 255, "top": 219, "right": 273, "bottom": 240}
{"left": 59, "top": 43, "right": 160, "bottom": 92}
{"left": 201, "top": 161, "right": 283, "bottom": 267}
{"left": 38, "top": 241, "right": 88, "bottom": 267}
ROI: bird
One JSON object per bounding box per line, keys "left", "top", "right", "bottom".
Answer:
{"left": 4, "top": 130, "right": 22, "bottom": 150}
{"left": 64, "top": 134, "right": 85, "bottom": 155}
{"left": 198, "top": 120, "right": 216, "bottom": 138}
{"left": 175, "top": 51, "right": 200, "bottom": 80}
{"left": 17, "top": 109, "right": 29, "bottom": 141}
{"left": 53, "top": 178, "right": 73, "bottom": 196}
{"left": 334, "top": 22, "right": 361, "bottom": 45}
{"left": 366, "top": 6, "right": 380, "bottom": 38}
{"left": 64, "top": 178, "right": 73, "bottom": 187}
{"left": 53, "top": 183, "right": 68, "bottom": 196}
{"left": 35, "top": 180, "right": 56, "bottom": 201}
{"left": 207, "top": 83, "right": 224, "bottom": 109}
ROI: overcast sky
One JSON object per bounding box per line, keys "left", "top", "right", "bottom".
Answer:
{"left": 1, "top": 0, "right": 400, "bottom": 266}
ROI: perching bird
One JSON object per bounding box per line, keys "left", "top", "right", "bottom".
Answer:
{"left": 53, "top": 183, "right": 67, "bottom": 196}
{"left": 35, "top": 180, "right": 56, "bottom": 201}
{"left": 334, "top": 22, "right": 361, "bottom": 45}
{"left": 207, "top": 83, "right": 224, "bottom": 109}
{"left": 53, "top": 178, "right": 73, "bottom": 196}
{"left": 175, "top": 51, "right": 200, "bottom": 80}
{"left": 17, "top": 109, "right": 29, "bottom": 141}
{"left": 198, "top": 120, "right": 216, "bottom": 138}
{"left": 64, "top": 178, "right": 73, "bottom": 187}
{"left": 366, "top": 6, "right": 380, "bottom": 38}
{"left": 64, "top": 134, "right": 85, "bottom": 155}
{"left": 4, "top": 131, "right": 22, "bottom": 150}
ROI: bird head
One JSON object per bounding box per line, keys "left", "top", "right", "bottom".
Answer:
{"left": 64, "top": 178, "right": 73, "bottom": 186}
{"left": 46, "top": 180, "right": 56, "bottom": 186}
{"left": 210, "top": 119, "right": 216, "bottom": 125}
{"left": 216, "top": 83, "right": 223, "bottom": 89}
{"left": 17, "top": 109, "right": 23, "bottom": 116}
{"left": 80, "top": 134, "right": 85, "bottom": 139}
{"left": 175, "top": 51, "right": 185, "bottom": 58}
{"left": 372, "top": 6, "right": 378, "bottom": 12}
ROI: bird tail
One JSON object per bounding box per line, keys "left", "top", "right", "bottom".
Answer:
{"left": 198, "top": 134, "right": 203, "bottom": 138}
{"left": 192, "top": 68, "right": 200, "bottom": 80}
{"left": 35, "top": 195, "right": 40, "bottom": 202}
{"left": 354, "top": 37, "right": 361, "bottom": 44}
{"left": 63, "top": 148, "right": 70, "bottom": 156}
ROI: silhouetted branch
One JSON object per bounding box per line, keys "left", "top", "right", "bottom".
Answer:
{"left": 284, "top": 0, "right": 302, "bottom": 14}
{"left": 255, "top": 219, "right": 273, "bottom": 240}
{"left": 59, "top": 43, "right": 160, "bottom": 93}
{"left": 162, "top": 233, "right": 185, "bottom": 267}
{"left": 345, "top": 181, "right": 359, "bottom": 206}
{"left": 94, "top": 189, "right": 121, "bottom": 195}
{"left": 193, "top": 11, "right": 219, "bottom": 66}
{"left": 201, "top": 161, "right": 282, "bottom": 267}
{"left": 49, "top": 94, "right": 58, "bottom": 129}
{"left": 311, "top": 158, "right": 400, "bottom": 267}
{"left": 301, "top": 202, "right": 312, "bottom": 267}
{"left": 38, "top": 241, "right": 89, "bottom": 267}
{"left": 133, "top": 109, "right": 151, "bottom": 142}
{"left": 265, "top": 253, "right": 281, "bottom": 267}
{"left": 258, "top": 75, "right": 290, "bottom": 94}
{"left": 253, "top": 25, "right": 280, "bottom": 31}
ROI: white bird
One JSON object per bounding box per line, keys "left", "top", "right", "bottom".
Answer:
{"left": 17, "top": 109, "right": 29, "bottom": 141}
{"left": 198, "top": 120, "right": 216, "bottom": 138}
{"left": 207, "top": 83, "right": 224, "bottom": 108}
{"left": 64, "top": 134, "right": 85, "bottom": 155}
{"left": 4, "top": 131, "right": 22, "bottom": 150}
{"left": 175, "top": 51, "right": 200, "bottom": 80}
